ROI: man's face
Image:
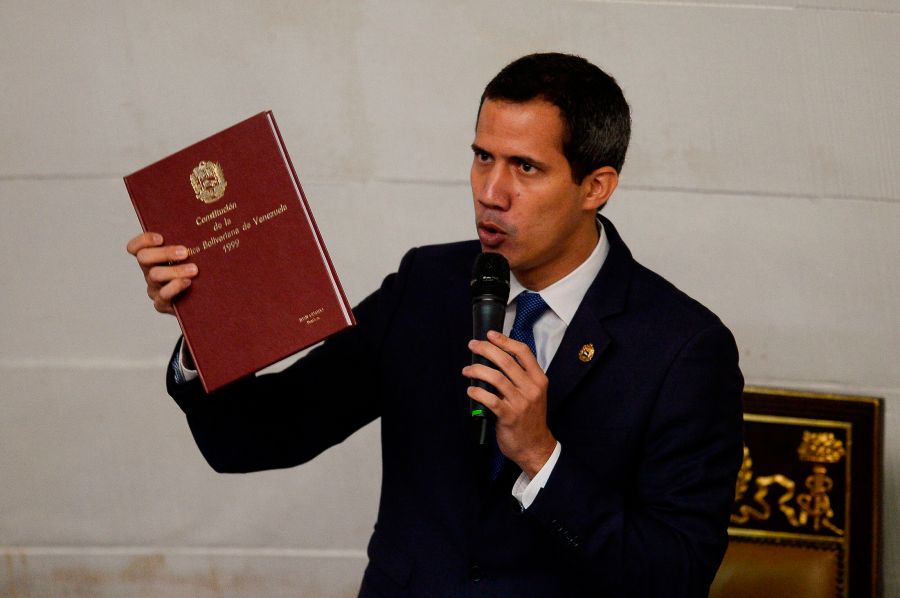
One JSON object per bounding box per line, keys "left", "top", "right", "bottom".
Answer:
{"left": 471, "top": 99, "right": 599, "bottom": 290}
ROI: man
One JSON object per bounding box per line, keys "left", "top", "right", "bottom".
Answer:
{"left": 127, "top": 53, "right": 743, "bottom": 596}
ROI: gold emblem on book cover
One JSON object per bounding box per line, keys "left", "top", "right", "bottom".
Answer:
{"left": 190, "top": 161, "right": 227, "bottom": 203}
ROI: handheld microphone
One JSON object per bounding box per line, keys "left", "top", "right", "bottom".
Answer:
{"left": 470, "top": 252, "right": 510, "bottom": 445}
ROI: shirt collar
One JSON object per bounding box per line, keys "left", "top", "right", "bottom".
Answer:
{"left": 508, "top": 220, "right": 610, "bottom": 325}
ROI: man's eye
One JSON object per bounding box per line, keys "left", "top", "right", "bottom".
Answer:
{"left": 520, "top": 162, "right": 535, "bottom": 173}
{"left": 475, "top": 151, "right": 491, "bottom": 162}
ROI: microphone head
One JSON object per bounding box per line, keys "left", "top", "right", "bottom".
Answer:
{"left": 471, "top": 252, "right": 510, "bottom": 303}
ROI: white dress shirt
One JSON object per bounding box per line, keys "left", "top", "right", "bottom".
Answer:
{"left": 508, "top": 222, "right": 610, "bottom": 509}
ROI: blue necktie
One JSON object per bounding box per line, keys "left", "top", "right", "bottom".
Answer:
{"left": 509, "top": 291, "right": 549, "bottom": 357}
{"left": 489, "top": 291, "right": 549, "bottom": 480}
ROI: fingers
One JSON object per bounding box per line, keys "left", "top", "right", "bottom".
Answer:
{"left": 126, "top": 231, "right": 197, "bottom": 316}
{"left": 464, "top": 334, "right": 546, "bottom": 396}
{"left": 466, "top": 333, "right": 540, "bottom": 386}
{"left": 135, "top": 244, "right": 191, "bottom": 269}
{"left": 465, "top": 362, "right": 517, "bottom": 398}
{"left": 482, "top": 330, "right": 539, "bottom": 370}
{"left": 126, "top": 232, "right": 163, "bottom": 256}
{"left": 147, "top": 263, "right": 198, "bottom": 286}
{"left": 466, "top": 383, "right": 503, "bottom": 417}
{"left": 151, "top": 278, "right": 192, "bottom": 314}
{"left": 127, "top": 231, "right": 192, "bottom": 276}
{"left": 146, "top": 263, "right": 197, "bottom": 313}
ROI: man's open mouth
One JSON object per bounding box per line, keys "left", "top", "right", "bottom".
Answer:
{"left": 477, "top": 222, "right": 506, "bottom": 248}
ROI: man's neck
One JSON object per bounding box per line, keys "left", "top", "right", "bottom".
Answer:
{"left": 512, "top": 221, "right": 601, "bottom": 291}
{"left": 510, "top": 220, "right": 606, "bottom": 297}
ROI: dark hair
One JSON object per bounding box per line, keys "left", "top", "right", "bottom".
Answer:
{"left": 479, "top": 52, "right": 631, "bottom": 181}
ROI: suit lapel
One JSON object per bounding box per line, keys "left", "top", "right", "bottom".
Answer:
{"left": 546, "top": 309, "right": 611, "bottom": 415}
{"left": 545, "top": 215, "right": 634, "bottom": 415}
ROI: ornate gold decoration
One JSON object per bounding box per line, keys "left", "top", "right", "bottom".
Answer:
{"left": 798, "top": 430, "right": 845, "bottom": 464}
{"left": 190, "top": 161, "right": 227, "bottom": 203}
{"left": 578, "top": 343, "right": 595, "bottom": 362}
{"left": 730, "top": 430, "right": 845, "bottom": 536}
{"left": 731, "top": 472, "right": 795, "bottom": 525}
{"left": 734, "top": 445, "right": 753, "bottom": 503}
{"left": 792, "top": 431, "right": 845, "bottom": 535}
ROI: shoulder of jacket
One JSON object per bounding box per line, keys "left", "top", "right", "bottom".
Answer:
{"left": 627, "top": 261, "right": 727, "bottom": 333}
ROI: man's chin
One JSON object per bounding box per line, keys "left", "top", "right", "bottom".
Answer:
{"left": 478, "top": 244, "right": 510, "bottom": 261}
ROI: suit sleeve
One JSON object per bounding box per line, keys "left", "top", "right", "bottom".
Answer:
{"left": 165, "top": 247, "right": 419, "bottom": 474}
{"left": 524, "top": 323, "right": 744, "bottom": 597}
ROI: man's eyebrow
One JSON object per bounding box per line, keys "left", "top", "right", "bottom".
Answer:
{"left": 471, "top": 143, "right": 490, "bottom": 155}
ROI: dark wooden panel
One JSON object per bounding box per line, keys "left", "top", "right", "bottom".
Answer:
{"left": 721, "top": 387, "right": 883, "bottom": 598}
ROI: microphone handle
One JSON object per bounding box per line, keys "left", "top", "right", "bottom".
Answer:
{"left": 470, "top": 297, "right": 505, "bottom": 443}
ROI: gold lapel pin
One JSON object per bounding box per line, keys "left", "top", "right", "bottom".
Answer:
{"left": 578, "top": 343, "right": 595, "bottom": 363}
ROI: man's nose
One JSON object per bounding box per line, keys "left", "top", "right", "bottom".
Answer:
{"left": 479, "top": 165, "right": 512, "bottom": 210}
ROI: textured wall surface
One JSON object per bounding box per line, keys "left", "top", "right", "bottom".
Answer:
{"left": 1, "top": 1, "right": 897, "bottom": 596}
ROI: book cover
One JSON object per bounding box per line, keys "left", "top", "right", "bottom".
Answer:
{"left": 124, "top": 111, "right": 355, "bottom": 392}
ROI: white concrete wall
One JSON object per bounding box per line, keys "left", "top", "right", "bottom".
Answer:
{"left": 1, "top": 0, "right": 897, "bottom": 595}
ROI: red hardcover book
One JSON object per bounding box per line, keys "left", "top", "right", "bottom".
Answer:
{"left": 124, "top": 111, "right": 355, "bottom": 392}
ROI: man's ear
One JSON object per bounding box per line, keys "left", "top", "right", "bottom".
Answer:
{"left": 581, "top": 166, "right": 619, "bottom": 212}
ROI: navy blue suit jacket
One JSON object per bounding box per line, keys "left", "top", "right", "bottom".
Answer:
{"left": 167, "top": 216, "right": 744, "bottom": 597}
